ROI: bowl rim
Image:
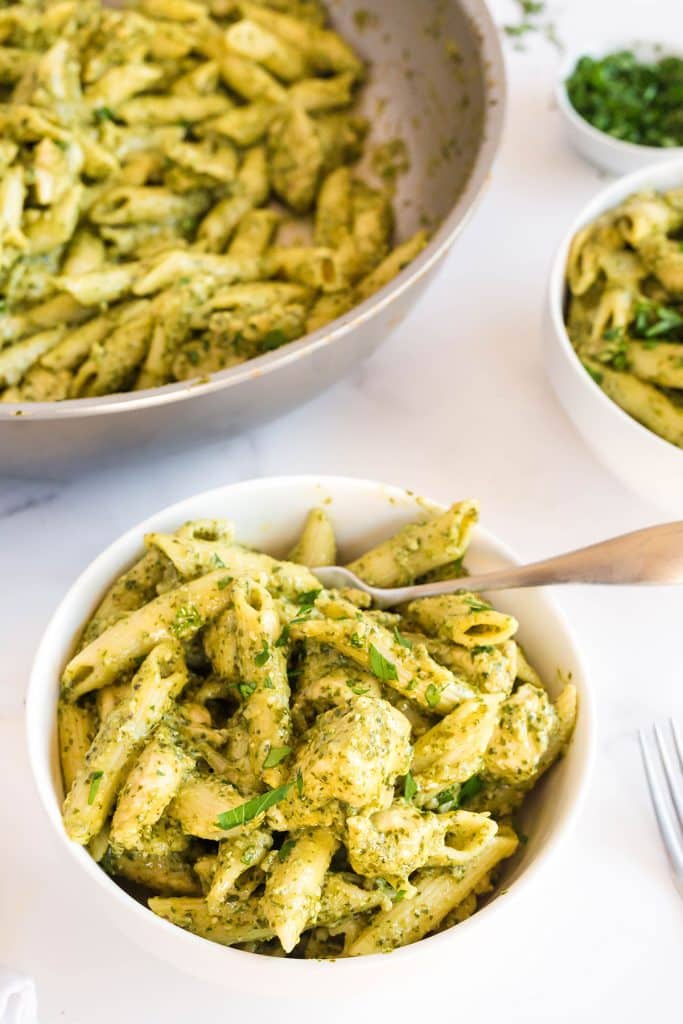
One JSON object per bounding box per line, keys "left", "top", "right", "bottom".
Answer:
{"left": 26, "top": 473, "right": 596, "bottom": 976}
{"left": 547, "top": 155, "right": 683, "bottom": 459}
{"left": 555, "top": 40, "right": 683, "bottom": 157}
{"left": 2, "top": 1, "right": 507, "bottom": 423}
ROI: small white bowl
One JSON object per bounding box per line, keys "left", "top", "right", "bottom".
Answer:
{"left": 556, "top": 42, "right": 683, "bottom": 176}
{"left": 544, "top": 158, "right": 683, "bottom": 511}
{"left": 26, "top": 475, "right": 595, "bottom": 992}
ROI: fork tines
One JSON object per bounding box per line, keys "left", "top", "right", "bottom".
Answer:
{"left": 639, "top": 719, "right": 683, "bottom": 897}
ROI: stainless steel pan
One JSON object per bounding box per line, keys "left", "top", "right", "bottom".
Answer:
{"left": 0, "top": 0, "right": 506, "bottom": 474}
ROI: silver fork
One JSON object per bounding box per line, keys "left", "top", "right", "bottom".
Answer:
{"left": 313, "top": 521, "right": 683, "bottom": 609}
{"left": 639, "top": 720, "right": 683, "bottom": 899}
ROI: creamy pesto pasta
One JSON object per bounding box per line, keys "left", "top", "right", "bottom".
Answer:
{"left": 58, "top": 501, "right": 577, "bottom": 958}
{"left": 565, "top": 188, "right": 683, "bottom": 448}
{"left": 0, "top": 0, "right": 427, "bottom": 402}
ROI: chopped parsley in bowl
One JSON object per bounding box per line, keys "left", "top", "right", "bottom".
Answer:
{"left": 566, "top": 50, "right": 683, "bottom": 149}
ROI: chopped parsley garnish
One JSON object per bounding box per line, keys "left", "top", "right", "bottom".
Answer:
{"left": 503, "top": 21, "right": 534, "bottom": 38}
{"left": 566, "top": 51, "right": 683, "bottom": 148}
{"left": 598, "top": 326, "right": 629, "bottom": 370}
{"left": 216, "top": 782, "right": 293, "bottom": 830}
{"left": 424, "top": 683, "right": 442, "bottom": 708}
{"left": 278, "top": 839, "right": 296, "bottom": 862}
{"left": 583, "top": 362, "right": 603, "bottom": 386}
{"left": 463, "top": 596, "right": 492, "bottom": 613}
{"left": 87, "top": 770, "right": 104, "bottom": 805}
{"left": 403, "top": 770, "right": 418, "bottom": 803}
{"left": 264, "top": 675, "right": 274, "bottom": 689}
{"left": 238, "top": 682, "right": 256, "bottom": 700}
{"left": 393, "top": 626, "right": 413, "bottom": 649}
{"left": 94, "top": 106, "right": 115, "bottom": 123}
{"left": 170, "top": 603, "right": 203, "bottom": 639}
{"left": 349, "top": 632, "right": 365, "bottom": 649}
{"left": 368, "top": 644, "right": 398, "bottom": 682}
{"left": 458, "top": 774, "right": 484, "bottom": 804}
{"left": 376, "top": 878, "right": 406, "bottom": 903}
{"left": 633, "top": 301, "right": 683, "bottom": 339}
{"left": 275, "top": 590, "right": 321, "bottom": 646}
{"left": 434, "top": 774, "right": 483, "bottom": 812}
{"left": 212, "top": 553, "right": 226, "bottom": 568}
{"left": 254, "top": 641, "right": 270, "bottom": 666}
{"left": 260, "top": 328, "right": 289, "bottom": 351}
{"left": 297, "top": 589, "right": 321, "bottom": 613}
{"left": 346, "top": 678, "right": 370, "bottom": 696}
{"left": 262, "top": 745, "right": 292, "bottom": 769}
{"left": 435, "top": 785, "right": 457, "bottom": 810}
{"left": 274, "top": 626, "right": 291, "bottom": 648}
{"left": 216, "top": 575, "right": 233, "bottom": 590}
{"left": 503, "top": 0, "right": 546, "bottom": 43}
{"left": 472, "top": 645, "right": 496, "bottom": 655}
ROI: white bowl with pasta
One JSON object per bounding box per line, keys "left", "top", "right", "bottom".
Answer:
{"left": 544, "top": 158, "right": 683, "bottom": 510}
{"left": 26, "top": 475, "right": 594, "bottom": 989}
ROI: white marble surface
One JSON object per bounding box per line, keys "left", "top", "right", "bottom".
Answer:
{"left": 2, "top": 0, "right": 682, "bottom": 1020}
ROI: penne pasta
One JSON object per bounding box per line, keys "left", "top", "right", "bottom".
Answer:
{"left": 56, "top": 501, "right": 576, "bottom": 958}
{"left": 0, "top": 0, "right": 425, "bottom": 403}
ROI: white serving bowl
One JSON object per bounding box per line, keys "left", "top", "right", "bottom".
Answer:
{"left": 555, "top": 42, "right": 683, "bottom": 176}
{"left": 545, "top": 158, "right": 683, "bottom": 511}
{"left": 26, "top": 475, "right": 594, "bottom": 991}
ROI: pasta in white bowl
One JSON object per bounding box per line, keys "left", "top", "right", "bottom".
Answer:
{"left": 545, "top": 157, "right": 683, "bottom": 510}
{"left": 27, "top": 477, "right": 594, "bottom": 987}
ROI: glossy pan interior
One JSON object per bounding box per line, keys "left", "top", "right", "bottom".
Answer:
{"left": 0, "top": 0, "right": 506, "bottom": 473}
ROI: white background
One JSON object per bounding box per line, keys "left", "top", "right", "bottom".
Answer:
{"left": 1, "top": 0, "right": 682, "bottom": 1020}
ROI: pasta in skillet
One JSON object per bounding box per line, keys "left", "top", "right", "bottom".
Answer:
{"left": 565, "top": 187, "right": 683, "bottom": 448}
{"left": 58, "top": 500, "right": 577, "bottom": 958}
{"left": 0, "top": 0, "right": 427, "bottom": 402}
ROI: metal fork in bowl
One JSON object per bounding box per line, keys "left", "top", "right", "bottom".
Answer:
{"left": 639, "top": 721, "right": 683, "bottom": 899}
{"left": 312, "top": 521, "right": 683, "bottom": 608}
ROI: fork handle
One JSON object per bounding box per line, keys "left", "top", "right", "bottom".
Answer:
{"left": 379, "top": 521, "right": 683, "bottom": 605}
